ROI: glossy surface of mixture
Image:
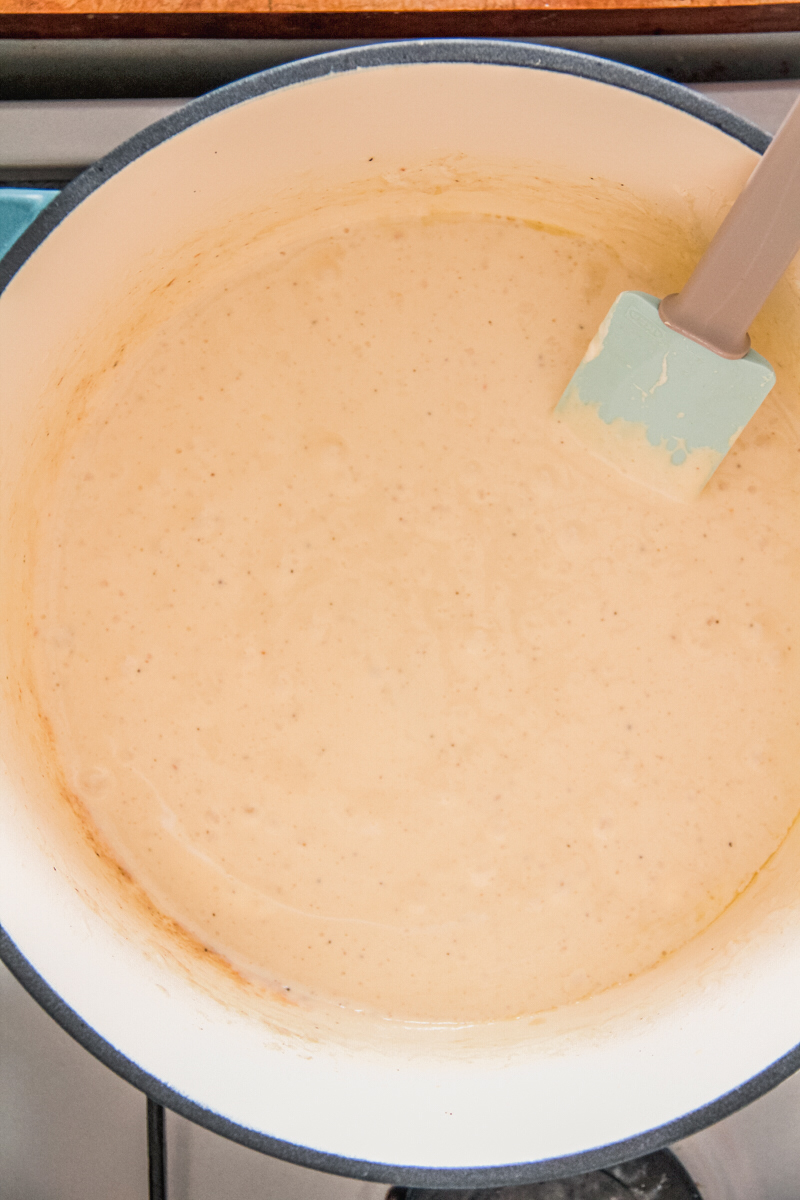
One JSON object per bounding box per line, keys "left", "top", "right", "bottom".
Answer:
{"left": 31, "top": 213, "right": 800, "bottom": 1021}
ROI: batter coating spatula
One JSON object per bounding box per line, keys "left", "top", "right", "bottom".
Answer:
{"left": 556, "top": 95, "right": 800, "bottom": 501}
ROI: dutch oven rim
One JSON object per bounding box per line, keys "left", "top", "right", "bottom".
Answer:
{"left": 1, "top": 38, "right": 797, "bottom": 1188}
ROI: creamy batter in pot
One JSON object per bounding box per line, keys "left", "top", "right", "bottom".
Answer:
{"left": 26, "top": 202, "right": 800, "bottom": 1024}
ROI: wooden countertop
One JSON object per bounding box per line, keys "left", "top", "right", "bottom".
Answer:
{"left": 2, "top": 0, "right": 800, "bottom": 37}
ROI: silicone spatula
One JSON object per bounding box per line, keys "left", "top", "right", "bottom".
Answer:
{"left": 555, "top": 95, "right": 800, "bottom": 501}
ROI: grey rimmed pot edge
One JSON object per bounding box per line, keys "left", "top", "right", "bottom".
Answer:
{"left": 1, "top": 39, "right": 797, "bottom": 1188}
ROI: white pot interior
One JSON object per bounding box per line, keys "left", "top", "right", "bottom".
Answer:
{"left": 2, "top": 58, "right": 800, "bottom": 1173}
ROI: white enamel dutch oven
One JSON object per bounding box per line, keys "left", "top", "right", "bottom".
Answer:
{"left": 2, "top": 41, "right": 800, "bottom": 1187}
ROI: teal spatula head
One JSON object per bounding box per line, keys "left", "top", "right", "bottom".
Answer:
{"left": 555, "top": 291, "right": 775, "bottom": 502}
{"left": 554, "top": 92, "right": 800, "bottom": 501}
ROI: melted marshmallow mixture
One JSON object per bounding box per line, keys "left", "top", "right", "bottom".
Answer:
{"left": 31, "top": 213, "right": 800, "bottom": 1021}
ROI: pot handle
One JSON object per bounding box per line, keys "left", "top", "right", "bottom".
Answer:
{"left": 0, "top": 188, "right": 59, "bottom": 260}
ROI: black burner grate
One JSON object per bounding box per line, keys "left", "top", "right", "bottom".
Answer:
{"left": 147, "top": 1099, "right": 168, "bottom": 1200}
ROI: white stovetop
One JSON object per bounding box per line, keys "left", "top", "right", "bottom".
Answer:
{"left": 2, "top": 77, "right": 799, "bottom": 1200}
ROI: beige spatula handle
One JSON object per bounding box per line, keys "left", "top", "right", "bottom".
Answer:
{"left": 659, "top": 95, "right": 800, "bottom": 359}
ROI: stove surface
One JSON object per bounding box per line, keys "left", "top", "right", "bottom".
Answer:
{"left": 1, "top": 69, "right": 799, "bottom": 1200}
